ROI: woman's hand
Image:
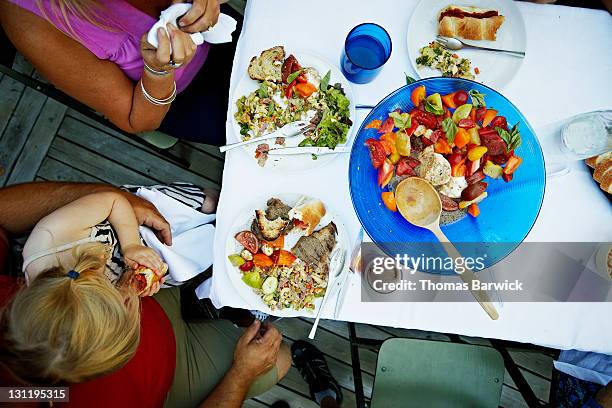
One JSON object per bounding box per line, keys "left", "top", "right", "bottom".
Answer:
{"left": 123, "top": 244, "right": 164, "bottom": 273}
{"left": 231, "top": 320, "right": 282, "bottom": 383}
{"left": 140, "top": 24, "right": 197, "bottom": 72}
{"left": 174, "top": 0, "right": 221, "bottom": 33}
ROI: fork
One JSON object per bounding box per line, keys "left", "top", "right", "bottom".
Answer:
{"left": 435, "top": 35, "right": 525, "bottom": 58}
{"left": 219, "top": 121, "right": 312, "bottom": 153}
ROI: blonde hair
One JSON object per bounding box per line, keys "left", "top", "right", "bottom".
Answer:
{"left": 0, "top": 243, "right": 140, "bottom": 385}
{"left": 36, "top": 0, "right": 116, "bottom": 39}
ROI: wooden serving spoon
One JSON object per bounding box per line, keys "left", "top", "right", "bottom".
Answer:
{"left": 395, "top": 177, "right": 499, "bottom": 320}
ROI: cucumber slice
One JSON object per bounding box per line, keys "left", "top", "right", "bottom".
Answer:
{"left": 262, "top": 276, "right": 278, "bottom": 295}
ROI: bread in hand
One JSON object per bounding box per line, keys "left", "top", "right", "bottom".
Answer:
{"left": 131, "top": 263, "right": 168, "bottom": 295}
{"left": 247, "top": 46, "right": 285, "bottom": 83}
{"left": 438, "top": 6, "right": 505, "bottom": 41}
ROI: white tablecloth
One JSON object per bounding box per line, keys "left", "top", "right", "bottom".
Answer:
{"left": 210, "top": 0, "right": 612, "bottom": 354}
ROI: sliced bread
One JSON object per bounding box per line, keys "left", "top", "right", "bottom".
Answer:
{"left": 247, "top": 46, "right": 285, "bottom": 83}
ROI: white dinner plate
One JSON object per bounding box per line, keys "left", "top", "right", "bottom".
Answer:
{"left": 229, "top": 50, "right": 356, "bottom": 172}
{"left": 224, "top": 193, "right": 349, "bottom": 317}
{"left": 407, "top": 0, "right": 527, "bottom": 89}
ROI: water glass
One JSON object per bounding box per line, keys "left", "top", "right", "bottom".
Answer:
{"left": 560, "top": 110, "right": 611, "bottom": 160}
{"left": 341, "top": 23, "right": 392, "bottom": 84}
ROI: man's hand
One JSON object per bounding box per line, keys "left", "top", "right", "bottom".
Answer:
{"left": 232, "top": 320, "right": 282, "bottom": 383}
{"left": 123, "top": 192, "right": 173, "bottom": 246}
{"left": 173, "top": 0, "right": 220, "bottom": 33}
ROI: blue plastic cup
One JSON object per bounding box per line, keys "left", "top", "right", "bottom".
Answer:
{"left": 341, "top": 23, "right": 392, "bottom": 84}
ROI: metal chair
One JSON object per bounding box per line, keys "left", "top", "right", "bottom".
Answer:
{"left": 370, "top": 337, "right": 505, "bottom": 408}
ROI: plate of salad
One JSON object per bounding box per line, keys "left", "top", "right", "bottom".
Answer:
{"left": 231, "top": 46, "right": 355, "bottom": 171}
{"left": 348, "top": 77, "right": 545, "bottom": 272}
{"left": 225, "top": 194, "right": 349, "bottom": 317}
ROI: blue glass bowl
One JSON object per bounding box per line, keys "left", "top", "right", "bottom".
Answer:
{"left": 348, "top": 78, "right": 546, "bottom": 273}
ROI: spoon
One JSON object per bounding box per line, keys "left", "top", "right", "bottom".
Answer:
{"left": 395, "top": 177, "right": 499, "bottom": 320}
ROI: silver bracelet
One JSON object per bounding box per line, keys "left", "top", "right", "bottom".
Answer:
{"left": 140, "top": 80, "right": 177, "bottom": 106}
{"left": 143, "top": 61, "right": 169, "bottom": 76}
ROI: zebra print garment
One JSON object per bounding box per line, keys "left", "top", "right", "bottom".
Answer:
{"left": 94, "top": 182, "right": 205, "bottom": 285}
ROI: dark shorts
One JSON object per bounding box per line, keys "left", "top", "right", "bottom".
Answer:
{"left": 158, "top": 4, "right": 243, "bottom": 146}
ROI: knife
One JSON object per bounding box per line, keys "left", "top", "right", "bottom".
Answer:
{"left": 333, "top": 228, "right": 364, "bottom": 318}
{"left": 268, "top": 146, "right": 351, "bottom": 156}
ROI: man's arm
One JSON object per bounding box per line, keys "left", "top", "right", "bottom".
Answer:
{"left": 199, "top": 321, "right": 283, "bottom": 408}
{"left": 0, "top": 181, "right": 172, "bottom": 244}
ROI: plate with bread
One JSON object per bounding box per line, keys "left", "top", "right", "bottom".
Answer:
{"left": 225, "top": 194, "right": 348, "bottom": 317}
{"left": 230, "top": 46, "right": 355, "bottom": 171}
{"left": 407, "top": 0, "right": 526, "bottom": 89}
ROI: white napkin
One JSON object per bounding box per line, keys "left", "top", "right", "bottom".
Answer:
{"left": 147, "top": 4, "right": 237, "bottom": 48}
{"left": 135, "top": 187, "right": 216, "bottom": 284}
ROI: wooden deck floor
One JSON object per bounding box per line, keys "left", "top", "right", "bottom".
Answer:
{"left": 0, "top": 56, "right": 557, "bottom": 408}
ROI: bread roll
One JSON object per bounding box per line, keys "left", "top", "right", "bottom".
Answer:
{"left": 438, "top": 6, "right": 505, "bottom": 41}
{"left": 289, "top": 199, "right": 326, "bottom": 236}
{"left": 132, "top": 263, "right": 168, "bottom": 295}
{"left": 247, "top": 46, "right": 285, "bottom": 83}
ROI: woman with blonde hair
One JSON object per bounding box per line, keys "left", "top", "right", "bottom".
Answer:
{"left": 0, "top": 184, "right": 291, "bottom": 407}
{"left": 0, "top": 0, "right": 241, "bottom": 144}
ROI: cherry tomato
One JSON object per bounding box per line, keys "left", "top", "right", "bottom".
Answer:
{"left": 453, "top": 90, "right": 468, "bottom": 106}
{"left": 458, "top": 118, "right": 476, "bottom": 129}
{"left": 490, "top": 116, "right": 508, "bottom": 130}
{"left": 475, "top": 107, "right": 487, "bottom": 123}
{"left": 239, "top": 260, "right": 254, "bottom": 272}
{"left": 396, "top": 157, "right": 415, "bottom": 177}
{"left": 447, "top": 153, "right": 465, "bottom": 167}
{"left": 235, "top": 231, "right": 259, "bottom": 254}
{"left": 412, "top": 110, "right": 437, "bottom": 129}
{"left": 365, "top": 138, "right": 386, "bottom": 169}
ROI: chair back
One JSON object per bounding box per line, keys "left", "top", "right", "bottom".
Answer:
{"left": 370, "top": 338, "right": 504, "bottom": 408}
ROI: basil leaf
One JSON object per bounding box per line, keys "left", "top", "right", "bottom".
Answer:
{"left": 257, "top": 82, "right": 268, "bottom": 98}
{"left": 441, "top": 118, "right": 458, "bottom": 144}
{"left": 286, "top": 69, "right": 304, "bottom": 84}
{"left": 389, "top": 111, "right": 411, "bottom": 131}
{"left": 469, "top": 89, "right": 486, "bottom": 108}
{"left": 405, "top": 73, "right": 416, "bottom": 85}
{"left": 320, "top": 70, "right": 331, "bottom": 91}
{"left": 496, "top": 125, "right": 522, "bottom": 152}
{"left": 424, "top": 99, "right": 444, "bottom": 116}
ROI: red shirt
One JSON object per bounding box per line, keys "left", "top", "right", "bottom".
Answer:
{"left": 0, "top": 275, "right": 176, "bottom": 408}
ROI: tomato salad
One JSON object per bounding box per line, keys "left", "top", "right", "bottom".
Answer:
{"left": 364, "top": 86, "right": 523, "bottom": 218}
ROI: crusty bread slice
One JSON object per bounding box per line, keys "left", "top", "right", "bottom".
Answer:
{"left": 439, "top": 15, "right": 505, "bottom": 41}
{"left": 600, "top": 172, "right": 612, "bottom": 194}
{"left": 247, "top": 46, "right": 285, "bottom": 83}
{"left": 289, "top": 199, "right": 326, "bottom": 236}
{"left": 593, "top": 159, "right": 612, "bottom": 183}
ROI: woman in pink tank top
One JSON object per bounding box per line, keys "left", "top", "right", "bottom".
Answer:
{"left": 0, "top": 0, "right": 240, "bottom": 144}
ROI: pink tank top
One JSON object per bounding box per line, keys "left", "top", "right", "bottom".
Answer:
{"left": 9, "top": 0, "right": 209, "bottom": 93}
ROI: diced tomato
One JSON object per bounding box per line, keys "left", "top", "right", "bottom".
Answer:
{"left": 467, "top": 203, "right": 480, "bottom": 217}
{"left": 429, "top": 129, "right": 443, "bottom": 143}
{"left": 504, "top": 155, "right": 522, "bottom": 175}
{"left": 253, "top": 253, "right": 274, "bottom": 268}
{"left": 454, "top": 90, "right": 469, "bottom": 106}
{"left": 407, "top": 156, "right": 421, "bottom": 168}
{"left": 412, "top": 110, "right": 438, "bottom": 129}
{"left": 502, "top": 172, "right": 513, "bottom": 182}
{"left": 466, "top": 158, "right": 480, "bottom": 176}
{"left": 451, "top": 157, "right": 466, "bottom": 177}
{"left": 482, "top": 109, "right": 498, "bottom": 127}
{"left": 405, "top": 119, "right": 419, "bottom": 136}
{"left": 475, "top": 107, "right": 487, "bottom": 123}
{"left": 271, "top": 250, "right": 296, "bottom": 266}
{"left": 466, "top": 170, "right": 485, "bottom": 185}
{"left": 454, "top": 128, "right": 471, "bottom": 148}
{"left": 458, "top": 118, "right": 476, "bottom": 129}
{"left": 421, "top": 136, "right": 435, "bottom": 147}
{"left": 396, "top": 157, "right": 415, "bottom": 177}
{"left": 365, "top": 138, "right": 386, "bottom": 169}
{"left": 378, "top": 117, "right": 395, "bottom": 134}
{"left": 295, "top": 82, "right": 317, "bottom": 98}
{"left": 285, "top": 80, "right": 296, "bottom": 98}
{"left": 365, "top": 119, "right": 382, "bottom": 130}
{"left": 410, "top": 85, "right": 426, "bottom": 107}
{"left": 441, "top": 92, "right": 457, "bottom": 109}
{"left": 434, "top": 138, "right": 452, "bottom": 154}
{"left": 447, "top": 153, "right": 464, "bottom": 167}
{"left": 381, "top": 191, "right": 397, "bottom": 212}
{"left": 378, "top": 159, "right": 394, "bottom": 187}
{"left": 489, "top": 116, "right": 508, "bottom": 130}
{"left": 239, "top": 260, "right": 254, "bottom": 272}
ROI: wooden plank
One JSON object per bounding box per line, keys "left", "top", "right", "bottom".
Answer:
{"left": 0, "top": 87, "right": 47, "bottom": 186}
{"left": 12, "top": 53, "right": 34, "bottom": 75}
{"left": 47, "top": 138, "right": 157, "bottom": 186}
{"left": 36, "top": 157, "right": 103, "bottom": 183}
{"left": 7, "top": 99, "right": 67, "bottom": 184}
{"left": 0, "top": 76, "right": 25, "bottom": 142}
{"left": 500, "top": 385, "right": 529, "bottom": 408}
{"left": 508, "top": 349, "right": 554, "bottom": 380}
{"left": 66, "top": 109, "right": 224, "bottom": 182}
{"left": 58, "top": 117, "right": 218, "bottom": 188}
